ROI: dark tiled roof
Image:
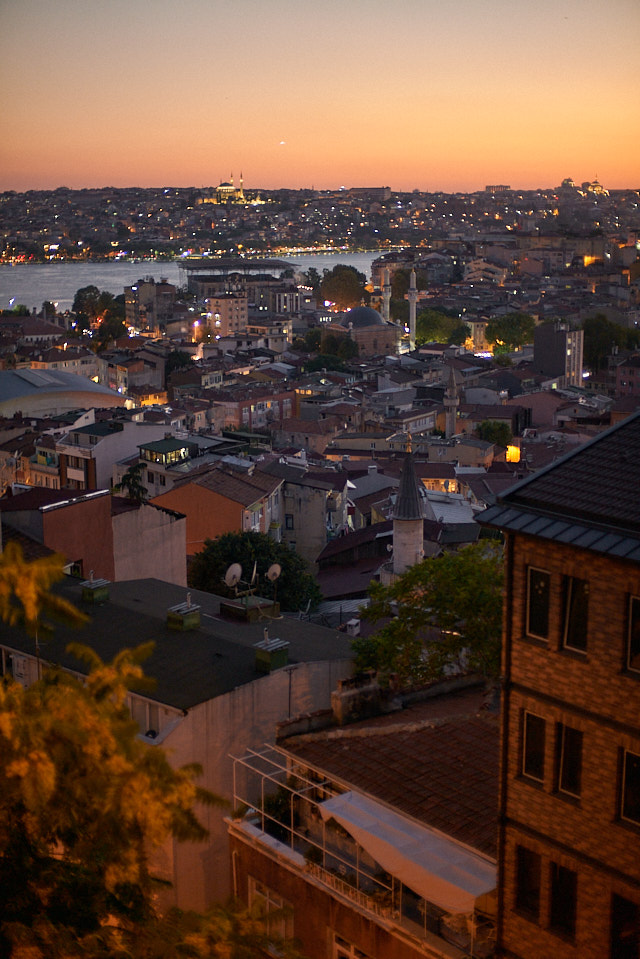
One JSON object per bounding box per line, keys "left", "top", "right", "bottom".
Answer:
{"left": 479, "top": 412, "right": 640, "bottom": 556}
{"left": 285, "top": 687, "right": 499, "bottom": 857}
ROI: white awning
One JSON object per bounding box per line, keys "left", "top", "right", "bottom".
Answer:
{"left": 319, "top": 791, "right": 495, "bottom": 914}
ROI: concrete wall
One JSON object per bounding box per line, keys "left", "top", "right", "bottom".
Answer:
{"left": 112, "top": 503, "right": 187, "bottom": 586}
{"left": 158, "top": 658, "right": 353, "bottom": 910}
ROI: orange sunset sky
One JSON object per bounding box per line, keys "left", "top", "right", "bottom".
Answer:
{"left": 1, "top": 0, "right": 639, "bottom": 194}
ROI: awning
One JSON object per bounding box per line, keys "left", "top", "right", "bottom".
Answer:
{"left": 319, "top": 791, "right": 495, "bottom": 914}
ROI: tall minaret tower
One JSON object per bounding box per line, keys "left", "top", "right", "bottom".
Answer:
{"left": 392, "top": 452, "right": 431, "bottom": 575}
{"left": 382, "top": 268, "right": 391, "bottom": 323}
{"left": 408, "top": 268, "right": 418, "bottom": 352}
{"left": 444, "top": 364, "right": 459, "bottom": 438}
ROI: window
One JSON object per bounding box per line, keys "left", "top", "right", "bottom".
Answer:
{"left": 611, "top": 894, "right": 640, "bottom": 959}
{"left": 563, "top": 577, "right": 589, "bottom": 652}
{"left": 515, "top": 845, "right": 541, "bottom": 919}
{"left": 556, "top": 724, "right": 583, "bottom": 798}
{"left": 549, "top": 862, "right": 577, "bottom": 938}
{"left": 621, "top": 750, "right": 640, "bottom": 825}
{"left": 627, "top": 597, "right": 640, "bottom": 673}
{"left": 526, "top": 567, "right": 550, "bottom": 639}
{"left": 522, "top": 712, "right": 546, "bottom": 782}
{"left": 285, "top": 513, "right": 294, "bottom": 530}
{"left": 332, "top": 934, "right": 372, "bottom": 959}
{"left": 248, "top": 877, "right": 293, "bottom": 940}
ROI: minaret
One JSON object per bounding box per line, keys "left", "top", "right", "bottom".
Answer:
{"left": 392, "top": 452, "right": 432, "bottom": 575}
{"left": 444, "top": 364, "right": 459, "bottom": 438}
{"left": 408, "top": 268, "right": 418, "bottom": 352}
{"left": 382, "top": 268, "right": 391, "bottom": 323}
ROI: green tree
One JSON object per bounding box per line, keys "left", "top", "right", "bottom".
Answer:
{"left": 320, "top": 332, "right": 340, "bottom": 355}
{"left": 581, "top": 313, "right": 640, "bottom": 372}
{"left": 476, "top": 420, "right": 512, "bottom": 448}
{"left": 337, "top": 336, "right": 359, "bottom": 361}
{"left": 0, "top": 540, "right": 87, "bottom": 635}
{"left": 0, "top": 641, "right": 223, "bottom": 956}
{"left": 416, "top": 308, "right": 460, "bottom": 345}
{"left": 188, "top": 532, "right": 322, "bottom": 612}
{"left": 319, "top": 264, "right": 367, "bottom": 310}
{"left": 72, "top": 285, "right": 100, "bottom": 326}
{"left": 448, "top": 323, "right": 471, "bottom": 346}
{"left": 354, "top": 542, "right": 504, "bottom": 686}
{"left": 114, "top": 462, "right": 149, "bottom": 504}
{"left": 485, "top": 313, "right": 535, "bottom": 353}
{"left": 302, "top": 266, "right": 321, "bottom": 295}
{"left": 0, "top": 547, "right": 302, "bottom": 959}
{"left": 165, "top": 350, "right": 194, "bottom": 378}
{"left": 303, "top": 328, "right": 322, "bottom": 352}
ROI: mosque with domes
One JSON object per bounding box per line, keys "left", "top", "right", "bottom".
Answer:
{"left": 329, "top": 304, "right": 399, "bottom": 358}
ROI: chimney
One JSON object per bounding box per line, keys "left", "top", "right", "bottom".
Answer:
{"left": 254, "top": 636, "right": 289, "bottom": 673}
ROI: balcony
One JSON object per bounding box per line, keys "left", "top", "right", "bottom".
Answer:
{"left": 231, "top": 745, "right": 496, "bottom": 958}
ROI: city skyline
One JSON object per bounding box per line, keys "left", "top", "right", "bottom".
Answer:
{"left": 1, "top": 0, "right": 639, "bottom": 194}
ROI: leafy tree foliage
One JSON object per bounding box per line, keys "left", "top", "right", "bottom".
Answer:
{"left": 114, "top": 462, "right": 149, "bottom": 503}
{"left": 0, "top": 547, "right": 303, "bottom": 958}
{"left": 337, "top": 336, "right": 359, "bottom": 361}
{"left": 390, "top": 298, "right": 409, "bottom": 324}
{"left": 304, "top": 353, "right": 350, "bottom": 373}
{"left": 1, "top": 303, "right": 30, "bottom": 316}
{"left": 581, "top": 313, "right": 640, "bottom": 372}
{"left": 165, "top": 349, "right": 195, "bottom": 378}
{"left": 448, "top": 323, "right": 471, "bottom": 346}
{"left": 72, "top": 286, "right": 126, "bottom": 350}
{"left": 484, "top": 313, "right": 535, "bottom": 353}
{"left": 476, "top": 420, "right": 512, "bottom": 448}
{"left": 188, "top": 532, "right": 322, "bottom": 612}
{"left": 0, "top": 642, "right": 223, "bottom": 955}
{"left": 302, "top": 266, "right": 322, "bottom": 295}
{"left": 390, "top": 268, "right": 428, "bottom": 299}
{"left": 0, "top": 540, "right": 87, "bottom": 635}
{"left": 319, "top": 264, "right": 367, "bottom": 310}
{"left": 415, "top": 307, "right": 461, "bottom": 345}
{"left": 354, "top": 542, "right": 504, "bottom": 686}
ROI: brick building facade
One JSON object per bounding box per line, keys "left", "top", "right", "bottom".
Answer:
{"left": 481, "top": 411, "right": 640, "bottom": 958}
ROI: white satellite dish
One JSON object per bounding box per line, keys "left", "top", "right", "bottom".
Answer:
{"left": 224, "top": 563, "right": 242, "bottom": 588}
{"left": 266, "top": 563, "right": 281, "bottom": 582}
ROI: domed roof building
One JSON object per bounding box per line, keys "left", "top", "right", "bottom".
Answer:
{"left": 344, "top": 305, "right": 386, "bottom": 328}
{"left": 331, "top": 304, "right": 399, "bottom": 358}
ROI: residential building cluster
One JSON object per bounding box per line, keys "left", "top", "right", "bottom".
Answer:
{"left": 2, "top": 177, "right": 639, "bottom": 263}
{"left": 0, "top": 177, "right": 640, "bottom": 958}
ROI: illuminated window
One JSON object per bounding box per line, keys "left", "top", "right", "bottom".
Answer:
{"left": 526, "top": 567, "right": 550, "bottom": 640}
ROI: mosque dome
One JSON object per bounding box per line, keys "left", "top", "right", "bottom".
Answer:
{"left": 344, "top": 305, "right": 385, "bottom": 328}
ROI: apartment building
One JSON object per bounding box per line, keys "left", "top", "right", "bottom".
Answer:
{"left": 480, "top": 411, "right": 640, "bottom": 958}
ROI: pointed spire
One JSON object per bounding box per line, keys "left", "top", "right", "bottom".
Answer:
{"left": 394, "top": 454, "right": 425, "bottom": 521}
